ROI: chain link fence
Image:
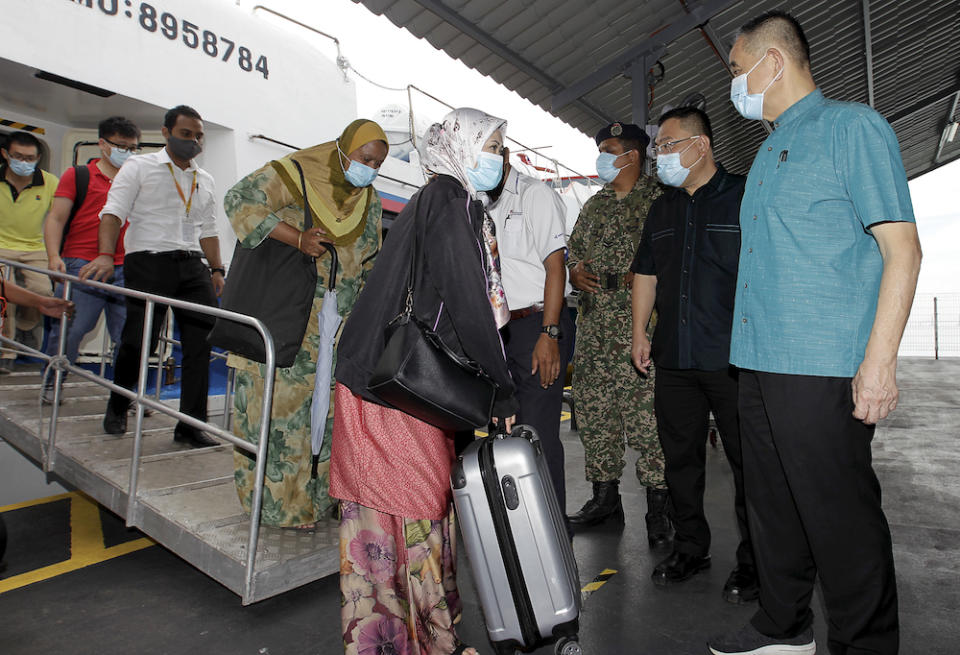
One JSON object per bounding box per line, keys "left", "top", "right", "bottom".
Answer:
{"left": 900, "top": 293, "right": 960, "bottom": 358}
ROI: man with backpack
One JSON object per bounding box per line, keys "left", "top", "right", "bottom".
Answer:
{"left": 42, "top": 116, "right": 140, "bottom": 402}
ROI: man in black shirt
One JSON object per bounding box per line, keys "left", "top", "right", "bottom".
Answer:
{"left": 630, "top": 107, "right": 756, "bottom": 603}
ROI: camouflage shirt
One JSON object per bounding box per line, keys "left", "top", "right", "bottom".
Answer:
{"left": 568, "top": 175, "right": 663, "bottom": 276}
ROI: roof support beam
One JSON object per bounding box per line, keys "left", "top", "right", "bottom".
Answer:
{"left": 551, "top": 0, "right": 740, "bottom": 113}
{"left": 934, "top": 91, "right": 960, "bottom": 164}
{"left": 887, "top": 86, "right": 960, "bottom": 124}
{"left": 408, "top": 0, "right": 610, "bottom": 124}
{"left": 861, "top": 0, "right": 876, "bottom": 108}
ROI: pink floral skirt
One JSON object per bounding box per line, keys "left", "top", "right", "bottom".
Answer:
{"left": 340, "top": 500, "right": 463, "bottom": 655}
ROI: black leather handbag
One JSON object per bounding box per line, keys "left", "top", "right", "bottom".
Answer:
{"left": 367, "top": 202, "right": 498, "bottom": 431}
{"left": 207, "top": 160, "right": 320, "bottom": 368}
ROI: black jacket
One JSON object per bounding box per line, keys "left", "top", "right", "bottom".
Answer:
{"left": 336, "top": 175, "right": 518, "bottom": 418}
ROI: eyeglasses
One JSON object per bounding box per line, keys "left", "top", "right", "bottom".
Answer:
{"left": 5, "top": 152, "right": 39, "bottom": 163}
{"left": 103, "top": 138, "right": 142, "bottom": 154}
{"left": 653, "top": 135, "right": 701, "bottom": 155}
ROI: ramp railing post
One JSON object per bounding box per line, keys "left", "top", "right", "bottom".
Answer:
{"left": 125, "top": 299, "right": 156, "bottom": 526}
{"left": 934, "top": 296, "right": 939, "bottom": 360}
{"left": 43, "top": 279, "right": 72, "bottom": 473}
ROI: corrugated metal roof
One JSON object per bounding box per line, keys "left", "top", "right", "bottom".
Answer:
{"left": 353, "top": 0, "right": 960, "bottom": 179}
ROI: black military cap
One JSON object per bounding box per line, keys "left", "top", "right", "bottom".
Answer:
{"left": 595, "top": 121, "right": 650, "bottom": 149}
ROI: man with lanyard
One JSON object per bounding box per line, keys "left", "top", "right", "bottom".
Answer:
{"left": 630, "top": 106, "right": 756, "bottom": 602}
{"left": 81, "top": 105, "right": 225, "bottom": 448}
{"left": 708, "top": 11, "right": 921, "bottom": 655}
{"left": 41, "top": 116, "right": 141, "bottom": 403}
{"left": 0, "top": 131, "right": 58, "bottom": 372}
{"left": 566, "top": 122, "right": 671, "bottom": 548}
{"left": 484, "top": 145, "right": 574, "bottom": 523}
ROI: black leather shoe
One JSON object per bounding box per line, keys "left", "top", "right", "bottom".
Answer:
{"left": 103, "top": 403, "right": 128, "bottom": 435}
{"left": 651, "top": 550, "right": 711, "bottom": 586}
{"left": 174, "top": 424, "right": 219, "bottom": 448}
{"left": 722, "top": 564, "right": 759, "bottom": 604}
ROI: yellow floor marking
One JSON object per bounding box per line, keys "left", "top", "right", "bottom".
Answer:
{"left": 581, "top": 568, "right": 618, "bottom": 598}
{"left": 0, "top": 492, "right": 75, "bottom": 513}
{"left": 0, "top": 492, "right": 155, "bottom": 594}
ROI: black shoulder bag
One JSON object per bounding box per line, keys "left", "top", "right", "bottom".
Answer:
{"left": 366, "top": 200, "right": 498, "bottom": 431}
{"left": 208, "top": 159, "right": 329, "bottom": 368}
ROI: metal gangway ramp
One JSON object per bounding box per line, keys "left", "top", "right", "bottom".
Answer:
{"left": 0, "top": 259, "right": 339, "bottom": 604}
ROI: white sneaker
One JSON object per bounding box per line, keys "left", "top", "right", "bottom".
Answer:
{"left": 708, "top": 623, "right": 815, "bottom": 655}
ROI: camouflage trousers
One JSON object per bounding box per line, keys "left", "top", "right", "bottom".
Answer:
{"left": 572, "top": 290, "right": 665, "bottom": 488}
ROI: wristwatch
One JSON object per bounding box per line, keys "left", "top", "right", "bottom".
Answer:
{"left": 541, "top": 324, "right": 561, "bottom": 340}
{"left": 210, "top": 267, "right": 226, "bottom": 276}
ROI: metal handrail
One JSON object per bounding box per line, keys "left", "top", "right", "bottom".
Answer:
{"left": 0, "top": 257, "right": 276, "bottom": 604}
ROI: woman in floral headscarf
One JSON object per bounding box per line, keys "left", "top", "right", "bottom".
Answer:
{"left": 331, "top": 108, "right": 518, "bottom": 655}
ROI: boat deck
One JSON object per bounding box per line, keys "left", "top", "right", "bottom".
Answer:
{"left": 1, "top": 357, "right": 958, "bottom": 654}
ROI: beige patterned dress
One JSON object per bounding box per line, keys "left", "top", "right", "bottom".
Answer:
{"left": 224, "top": 160, "right": 382, "bottom": 527}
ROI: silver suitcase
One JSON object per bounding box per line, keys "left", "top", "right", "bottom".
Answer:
{"left": 452, "top": 425, "right": 582, "bottom": 655}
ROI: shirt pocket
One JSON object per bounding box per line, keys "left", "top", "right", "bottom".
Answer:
{"left": 703, "top": 223, "right": 740, "bottom": 270}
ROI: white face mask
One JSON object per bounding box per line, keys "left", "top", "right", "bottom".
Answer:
{"left": 656, "top": 137, "right": 703, "bottom": 187}
{"left": 730, "top": 53, "right": 782, "bottom": 121}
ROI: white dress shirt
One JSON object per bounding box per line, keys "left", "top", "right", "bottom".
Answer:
{"left": 99, "top": 147, "right": 217, "bottom": 255}
{"left": 487, "top": 167, "right": 569, "bottom": 310}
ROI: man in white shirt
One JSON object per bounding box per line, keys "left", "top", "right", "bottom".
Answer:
{"left": 486, "top": 147, "right": 574, "bottom": 523}
{"left": 80, "top": 105, "right": 224, "bottom": 447}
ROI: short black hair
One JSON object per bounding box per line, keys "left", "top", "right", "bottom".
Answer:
{"left": 617, "top": 138, "right": 646, "bottom": 165}
{"left": 163, "top": 105, "right": 202, "bottom": 130}
{"left": 99, "top": 116, "right": 141, "bottom": 141}
{"left": 658, "top": 106, "right": 713, "bottom": 143}
{"left": 4, "top": 131, "right": 42, "bottom": 153}
{"left": 739, "top": 10, "right": 810, "bottom": 66}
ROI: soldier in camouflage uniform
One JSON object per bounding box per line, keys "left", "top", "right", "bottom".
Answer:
{"left": 566, "top": 122, "right": 672, "bottom": 547}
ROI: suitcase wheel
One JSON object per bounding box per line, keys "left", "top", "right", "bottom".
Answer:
{"left": 555, "top": 636, "right": 583, "bottom": 655}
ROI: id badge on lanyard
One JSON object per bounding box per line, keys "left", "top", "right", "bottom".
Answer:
{"left": 167, "top": 163, "right": 198, "bottom": 244}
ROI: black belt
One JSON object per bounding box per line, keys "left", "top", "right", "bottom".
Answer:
{"left": 600, "top": 273, "right": 623, "bottom": 290}
{"left": 146, "top": 250, "right": 202, "bottom": 260}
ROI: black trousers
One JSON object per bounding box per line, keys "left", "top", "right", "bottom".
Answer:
{"left": 501, "top": 310, "right": 574, "bottom": 514}
{"left": 654, "top": 366, "right": 752, "bottom": 566}
{"left": 110, "top": 252, "right": 216, "bottom": 422}
{"left": 739, "top": 370, "right": 898, "bottom": 655}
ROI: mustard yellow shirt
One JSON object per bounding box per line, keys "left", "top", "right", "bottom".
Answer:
{"left": 0, "top": 166, "right": 58, "bottom": 251}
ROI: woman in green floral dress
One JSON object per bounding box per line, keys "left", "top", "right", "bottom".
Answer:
{"left": 223, "top": 119, "right": 388, "bottom": 528}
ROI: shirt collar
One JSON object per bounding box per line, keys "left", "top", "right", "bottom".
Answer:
{"left": 1, "top": 161, "right": 46, "bottom": 191}
{"left": 503, "top": 166, "right": 520, "bottom": 196}
{"left": 773, "top": 88, "right": 824, "bottom": 129}
{"left": 157, "top": 145, "right": 198, "bottom": 172}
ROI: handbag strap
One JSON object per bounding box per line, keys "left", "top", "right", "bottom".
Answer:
{"left": 291, "top": 158, "right": 339, "bottom": 291}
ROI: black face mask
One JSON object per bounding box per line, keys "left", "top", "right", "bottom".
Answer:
{"left": 167, "top": 136, "right": 202, "bottom": 161}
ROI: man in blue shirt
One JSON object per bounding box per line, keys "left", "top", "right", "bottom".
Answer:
{"left": 708, "top": 11, "right": 922, "bottom": 655}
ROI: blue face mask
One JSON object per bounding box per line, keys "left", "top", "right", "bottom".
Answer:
{"left": 338, "top": 142, "right": 379, "bottom": 188}
{"left": 730, "top": 53, "right": 782, "bottom": 121}
{"left": 7, "top": 157, "right": 37, "bottom": 177}
{"left": 596, "top": 150, "right": 634, "bottom": 183}
{"left": 466, "top": 151, "right": 503, "bottom": 192}
{"left": 108, "top": 147, "right": 132, "bottom": 168}
{"left": 656, "top": 137, "right": 702, "bottom": 187}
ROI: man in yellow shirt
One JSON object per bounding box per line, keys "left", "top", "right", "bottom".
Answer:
{"left": 0, "top": 131, "right": 58, "bottom": 372}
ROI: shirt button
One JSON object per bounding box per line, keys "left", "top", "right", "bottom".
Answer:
{"left": 686, "top": 245, "right": 691, "bottom": 251}
{"left": 681, "top": 319, "right": 687, "bottom": 325}
{"left": 688, "top": 221, "right": 693, "bottom": 226}
{"left": 744, "top": 283, "right": 748, "bottom": 288}
{"left": 753, "top": 215, "right": 757, "bottom": 221}
{"left": 767, "top": 147, "right": 773, "bottom": 151}
{"left": 681, "top": 294, "right": 687, "bottom": 300}
{"left": 758, "top": 181, "right": 763, "bottom": 186}
{"left": 742, "top": 318, "right": 748, "bottom": 324}
{"left": 748, "top": 248, "right": 753, "bottom": 253}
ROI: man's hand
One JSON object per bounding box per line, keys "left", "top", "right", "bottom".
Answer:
{"left": 531, "top": 334, "right": 561, "bottom": 388}
{"left": 48, "top": 255, "right": 66, "bottom": 275}
{"left": 570, "top": 260, "right": 600, "bottom": 292}
{"left": 211, "top": 271, "right": 225, "bottom": 297}
{"left": 491, "top": 415, "right": 517, "bottom": 433}
{"left": 78, "top": 255, "right": 115, "bottom": 282}
{"left": 852, "top": 357, "right": 899, "bottom": 424}
{"left": 632, "top": 333, "right": 652, "bottom": 374}
{"left": 37, "top": 297, "right": 75, "bottom": 320}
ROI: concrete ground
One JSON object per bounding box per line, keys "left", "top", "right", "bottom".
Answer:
{"left": 0, "top": 357, "right": 957, "bottom": 654}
